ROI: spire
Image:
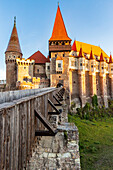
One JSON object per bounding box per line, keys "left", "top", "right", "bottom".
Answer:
{"left": 100, "top": 51, "right": 105, "bottom": 62}
{"left": 5, "top": 17, "right": 22, "bottom": 55}
{"left": 79, "top": 47, "right": 84, "bottom": 58}
{"left": 49, "top": 5, "right": 71, "bottom": 41}
{"left": 109, "top": 53, "right": 113, "bottom": 63}
{"left": 14, "top": 16, "right": 16, "bottom": 27}
{"left": 89, "top": 48, "right": 95, "bottom": 60}
{"left": 72, "top": 40, "right": 77, "bottom": 51}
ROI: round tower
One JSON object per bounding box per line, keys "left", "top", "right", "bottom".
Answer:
{"left": 5, "top": 17, "right": 23, "bottom": 89}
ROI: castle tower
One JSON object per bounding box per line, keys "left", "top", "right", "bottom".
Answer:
{"left": 89, "top": 49, "right": 96, "bottom": 96}
{"left": 5, "top": 17, "right": 23, "bottom": 89}
{"left": 99, "top": 51, "right": 108, "bottom": 106}
{"left": 49, "top": 4, "right": 71, "bottom": 90}
{"left": 49, "top": 4, "right": 71, "bottom": 58}
{"left": 78, "top": 47, "right": 86, "bottom": 106}
{"left": 109, "top": 53, "right": 113, "bottom": 98}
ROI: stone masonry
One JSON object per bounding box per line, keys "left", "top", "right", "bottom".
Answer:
{"left": 26, "top": 93, "right": 80, "bottom": 170}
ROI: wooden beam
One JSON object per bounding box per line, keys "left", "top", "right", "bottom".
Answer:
{"left": 53, "top": 95, "right": 62, "bottom": 106}
{"left": 48, "top": 99, "right": 60, "bottom": 114}
{"left": 35, "top": 130, "right": 58, "bottom": 136}
{"left": 35, "top": 110, "right": 55, "bottom": 134}
{"left": 48, "top": 111, "right": 60, "bottom": 115}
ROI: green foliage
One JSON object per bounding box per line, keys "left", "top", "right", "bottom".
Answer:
{"left": 68, "top": 114, "right": 113, "bottom": 169}
{"left": 64, "top": 131, "right": 68, "bottom": 140}
{"left": 92, "top": 94, "right": 98, "bottom": 107}
{"left": 75, "top": 96, "right": 113, "bottom": 121}
{"left": 70, "top": 101, "right": 76, "bottom": 111}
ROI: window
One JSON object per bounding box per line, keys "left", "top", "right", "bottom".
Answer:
{"left": 55, "top": 54, "right": 57, "bottom": 58}
{"left": 86, "top": 63, "right": 88, "bottom": 69}
{"left": 91, "top": 65, "right": 93, "bottom": 68}
{"left": 47, "top": 66, "right": 50, "bottom": 70}
{"left": 24, "top": 67, "right": 26, "bottom": 69}
{"left": 58, "top": 63, "right": 61, "bottom": 68}
{"left": 80, "top": 63, "right": 82, "bottom": 66}
{"left": 37, "top": 69, "right": 39, "bottom": 73}
{"left": 9, "top": 56, "right": 11, "bottom": 58}
{"left": 63, "top": 53, "right": 65, "bottom": 57}
{"left": 102, "top": 67, "right": 104, "bottom": 69}
{"left": 14, "top": 56, "right": 15, "bottom": 58}
{"left": 18, "top": 56, "right": 20, "bottom": 58}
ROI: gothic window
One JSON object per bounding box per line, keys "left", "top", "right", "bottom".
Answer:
{"left": 86, "top": 63, "right": 88, "bottom": 69}
{"left": 47, "top": 66, "right": 50, "bottom": 70}
{"left": 37, "top": 69, "right": 39, "bottom": 73}
{"left": 80, "top": 63, "right": 82, "bottom": 66}
{"left": 14, "top": 56, "right": 15, "bottom": 58}
{"left": 91, "top": 65, "right": 93, "bottom": 68}
{"left": 62, "top": 41, "right": 65, "bottom": 45}
{"left": 55, "top": 54, "right": 57, "bottom": 58}
{"left": 63, "top": 53, "right": 65, "bottom": 57}
{"left": 58, "top": 63, "right": 61, "bottom": 68}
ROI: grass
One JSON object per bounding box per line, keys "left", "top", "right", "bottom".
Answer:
{"left": 68, "top": 114, "right": 113, "bottom": 170}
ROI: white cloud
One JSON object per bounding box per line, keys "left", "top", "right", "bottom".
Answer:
{"left": 0, "top": 69, "right": 6, "bottom": 80}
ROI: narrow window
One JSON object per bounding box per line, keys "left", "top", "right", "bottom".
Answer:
{"left": 47, "top": 66, "right": 50, "bottom": 70}
{"left": 58, "top": 63, "right": 61, "bottom": 68}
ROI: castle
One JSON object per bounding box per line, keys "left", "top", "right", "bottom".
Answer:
{"left": 5, "top": 5, "right": 113, "bottom": 107}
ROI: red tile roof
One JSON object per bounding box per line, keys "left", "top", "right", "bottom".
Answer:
{"left": 100, "top": 51, "right": 105, "bottom": 62}
{"left": 72, "top": 41, "right": 77, "bottom": 51}
{"left": 5, "top": 18, "right": 22, "bottom": 54}
{"left": 89, "top": 49, "right": 95, "bottom": 60}
{"left": 28, "top": 51, "right": 49, "bottom": 64}
{"left": 46, "top": 55, "right": 50, "bottom": 63}
{"left": 109, "top": 53, "right": 113, "bottom": 63}
{"left": 49, "top": 5, "right": 71, "bottom": 41}
{"left": 79, "top": 47, "right": 84, "bottom": 58}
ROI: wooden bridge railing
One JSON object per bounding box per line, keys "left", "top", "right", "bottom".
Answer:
{"left": 0, "top": 87, "right": 64, "bottom": 170}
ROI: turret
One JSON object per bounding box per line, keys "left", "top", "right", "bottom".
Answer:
{"left": 89, "top": 49, "right": 96, "bottom": 74}
{"left": 5, "top": 17, "right": 23, "bottom": 89}
{"left": 109, "top": 53, "right": 113, "bottom": 77}
{"left": 49, "top": 4, "right": 71, "bottom": 59}
{"left": 78, "top": 47, "right": 85, "bottom": 70}
{"left": 99, "top": 51, "right": 106, "bottom": 75}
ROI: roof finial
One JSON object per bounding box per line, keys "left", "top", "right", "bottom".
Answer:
{"left": 58, "top": 1, "right": 59, "bottom": 6}
{"left": 14, "top": 16, "right": 16, "bottom": 26}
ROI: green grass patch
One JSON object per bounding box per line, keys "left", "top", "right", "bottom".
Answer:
{"left": 68, "top": 114, "right": 113, "bottom": 170}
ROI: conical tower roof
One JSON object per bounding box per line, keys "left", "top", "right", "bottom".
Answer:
{"left": 79, "top": 47, "right": 84, "bottom": 58}
{"left": 89, "top": 49, "right": 95, "bottom": 60}
{"left": 109, "top": 53, "right": 113, "bottom": 63}
{"left": 5, "top": 17, "right": 22, "bottom": 54}
{"left": 49, "top": 5, "right": 71, "bottom": 41}
{"left": 72, "top": 40, "right": 77, "bottom": 51}
{"left": 100, "top": 51, "right": 105, "bottom": 62}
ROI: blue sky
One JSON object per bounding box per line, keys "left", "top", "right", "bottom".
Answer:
{"left": 0, "top": 0, "right": 113, "bottom": 79}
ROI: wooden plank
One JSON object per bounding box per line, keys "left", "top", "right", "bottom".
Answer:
{"left": 48, "top": 111, "right": 61, "bottom": 115}
{"left": 35, "top": 130, "right": 58, "bottom": 136}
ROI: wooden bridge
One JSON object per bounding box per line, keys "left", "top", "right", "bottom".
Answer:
{"left": 0, "top": 87, "right": 65, "bottom": 170}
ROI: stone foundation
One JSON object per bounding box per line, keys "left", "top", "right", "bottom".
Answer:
{"left": 26, "top": 123, "right": 80, "bottom": 170}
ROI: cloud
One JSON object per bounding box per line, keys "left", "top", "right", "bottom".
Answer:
{"left": 0, "top": 69, "right": 6, "bottom": 80}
